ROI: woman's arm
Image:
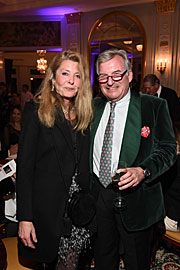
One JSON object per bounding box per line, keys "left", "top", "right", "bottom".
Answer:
{"left": 16, "top": 102, "right": 40, "bottom": 248}
{"left": 19, "top": 221, "right": 37, "bottom": 248}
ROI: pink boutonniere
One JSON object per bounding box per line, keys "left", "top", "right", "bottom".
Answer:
{"left": 141, "top": 126, "right": 150, "bottom": 138}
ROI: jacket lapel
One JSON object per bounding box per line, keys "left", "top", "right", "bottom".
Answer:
{"left": 90, "top": 98, "right": 106, "bottom": 172}
{"left": 90, "top": 93, "right": 142, "bottom": 172}
{"left": 119, "top": 91, "right": 141, "bottom": 167}
{"left": 53, "top": 112, "right": 75, "bottom": 157}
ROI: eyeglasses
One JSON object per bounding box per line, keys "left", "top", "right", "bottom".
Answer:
{"left": 98, "top": 70, "right": 127, "bottom": 84}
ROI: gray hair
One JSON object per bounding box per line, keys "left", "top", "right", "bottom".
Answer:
{"left": 96, "top": 48, "right": 132, "bottom": 75}
{"left": 143, "top": 74, "right": 160, "bottom": 86}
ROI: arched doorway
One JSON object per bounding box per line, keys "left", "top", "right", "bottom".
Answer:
{"left": 88, "top": 11, "right": 146, "bottom": 96}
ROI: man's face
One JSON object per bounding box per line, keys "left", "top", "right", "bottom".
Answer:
{"left": 143, "top": 81, "right": 159, "bottom": 95}
{"left": 99, "top": 55, "right": 132, "bottom": 102}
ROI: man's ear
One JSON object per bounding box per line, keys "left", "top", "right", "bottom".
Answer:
{"left": 155, "top": 83, "right": 159, "bottom": 91}
{"left": 128, "top": 70, "right": 133, "bottom": 83}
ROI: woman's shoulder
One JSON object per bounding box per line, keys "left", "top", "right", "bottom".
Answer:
{"left": 22, "top": 101, "right": 40, "bottom": 125}
{"left": 4, "top": 123, "right": 13, "bottom": 132}
{"left": 24, "top": 100, "right": 38, "bottom": 111}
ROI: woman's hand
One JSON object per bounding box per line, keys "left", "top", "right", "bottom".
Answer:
{"left": 19, "top": 221, "right": 38, "bottom": 249}
{"left": 11, "top": 172, "right": 16, "bottom": 183}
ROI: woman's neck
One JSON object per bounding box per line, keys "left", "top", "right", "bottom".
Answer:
{"left": 13, "top": 122, "right": 21, "bottom": 130}
{"left": 62, "top": 99, "right": 75, "bottom": 120}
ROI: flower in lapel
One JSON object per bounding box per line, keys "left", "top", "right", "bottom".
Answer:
{"left": 141, "top": 126, "right": 150, "bottom": 138}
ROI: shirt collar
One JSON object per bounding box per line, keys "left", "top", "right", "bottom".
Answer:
{"left": 156, "top": 85, "right": 162, "bottom": 97}
{"left": 108, "top": 88, "right": 131, "bottom": 106}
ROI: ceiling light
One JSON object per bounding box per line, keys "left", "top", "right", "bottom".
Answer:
{"left": 123, "top": 40, "right": 132, "bottom": 45}
{"left": 36, "top": 50, "right": 48, "bottom": 74}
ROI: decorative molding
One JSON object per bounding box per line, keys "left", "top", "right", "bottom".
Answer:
{"left": 65, "top": 12, "right": 82, "bottom": 24}
{"left": 156, "top": 12, "right": 173, "bottom": 86}
{"left": 67, "top": 24, "right": 80, "bottom": 52}
{"left": 154, "top": 0, "right": 178, "bottom": 13}
{"left": 0, "top": 21, "right": 61, "bottom": 47}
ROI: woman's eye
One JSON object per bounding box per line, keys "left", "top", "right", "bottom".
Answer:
{"left": 75, "top": 74, "right": 81, "bottom": 79}
{"left": 61, "top": 72, "right": 69, "bottom": 76}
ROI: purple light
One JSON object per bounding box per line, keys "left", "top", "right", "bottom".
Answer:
{"left": 36, "top": 7, "right": 76, "bottom": 16}
{"left": 47, "top": 48, "right": 63, "bottom": 52}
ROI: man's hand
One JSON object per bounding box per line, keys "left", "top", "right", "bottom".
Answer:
{"left": 116, "top": 167, "right": 144, "bottom": 190}
{"left": 19, "top": 221, "right": 37, "bottom": 249}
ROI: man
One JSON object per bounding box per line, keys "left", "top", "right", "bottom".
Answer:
{"left": 143, "top": 74, "right": 180, "bottom": 121}
{"left": 90, "top": 49, "right": 177, "bottom": 270}
{"left": 21, "top": 84, "right": 33, "bottom": 109}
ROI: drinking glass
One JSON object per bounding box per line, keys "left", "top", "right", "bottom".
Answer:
{"left": 112, "top": 161, "right": 127, "bottom": 210}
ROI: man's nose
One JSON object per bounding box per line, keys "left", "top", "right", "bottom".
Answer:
{"left": 107, "top": 76, "right": 114, "bottom": 85}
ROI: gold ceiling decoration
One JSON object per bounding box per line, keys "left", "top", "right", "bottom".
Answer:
{"left": 154, "top": 0, "right": 178, "bottom": 13}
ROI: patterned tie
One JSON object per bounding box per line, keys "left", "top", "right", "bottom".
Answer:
{"left": 99, "top": 102, "right": 116, "bottom": 187}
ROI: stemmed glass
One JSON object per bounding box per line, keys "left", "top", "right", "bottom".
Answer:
{"left": 112, "top": 161, "right": 127, "bottom": 210}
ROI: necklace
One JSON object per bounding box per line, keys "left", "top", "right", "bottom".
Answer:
{"left": 62, "top": 106, "right": 75, "bottom": 115}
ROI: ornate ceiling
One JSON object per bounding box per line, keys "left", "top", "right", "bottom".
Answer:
{"left": 0, "top": 0, "right": 154, "bottom": 18}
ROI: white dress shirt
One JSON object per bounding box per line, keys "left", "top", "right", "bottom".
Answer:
{"left": 156, "top": 85, "right": 162, "bottom": 97}
{"left": 93, "top": 89, "right": 131, "bottom": 178}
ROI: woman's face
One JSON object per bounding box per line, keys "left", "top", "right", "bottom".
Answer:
{"left": 54, "top": 60, "right": 81, "bottom": 100}
{"left": 12, "top": 108, "right": 21, "bottom": 122}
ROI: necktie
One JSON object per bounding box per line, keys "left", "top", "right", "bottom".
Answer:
{"left": 99, "top": 102, "right": 116, "bottom": 187}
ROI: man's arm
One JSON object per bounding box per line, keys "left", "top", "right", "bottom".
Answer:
{"left": 116, "top": 98, "right": 177, "bottom": 190}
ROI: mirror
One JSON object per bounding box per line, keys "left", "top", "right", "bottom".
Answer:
{"left": 88, "top": 11, "right": 146, "bottom": 96}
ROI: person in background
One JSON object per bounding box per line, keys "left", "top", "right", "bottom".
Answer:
{"left": 162, "top": 121, "right": 180, "bottom": 232}
{"left": 16, "top": 50, "right": 93, "bottom": 270}
{"left": 0, "top": 82, "right": 8, "bottom": 131}
{"left": 143, "top": 74, "right": 180, "bottom": 121}
{"left": 3, "top": 105, "right": 21, "bottom": 158}
{"left": 20, "top": 84, "right": 33, "bottom": 110}
{"left": 0, "top": 166, "right": 17, "bottom": 237}
{"left": 90, "top": 48, "right": 177, "bottom": 270}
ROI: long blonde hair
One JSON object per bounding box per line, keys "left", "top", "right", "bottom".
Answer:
{"left": 34, "top": 50, "right": 93, "bottom": 132}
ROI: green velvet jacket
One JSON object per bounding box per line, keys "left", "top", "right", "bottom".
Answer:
{"left": 90, "top": 90, "right": 177, "bottom": 231}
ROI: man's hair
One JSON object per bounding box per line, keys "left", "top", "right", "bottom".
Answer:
{"left": 143, "top": 74, "right": 160, "bottom": 86}
{"left": 96, "top": 48, "right": 131, "bottom": 75}
{"left": 23, "top": 84, "right": 29, "bottom": 90}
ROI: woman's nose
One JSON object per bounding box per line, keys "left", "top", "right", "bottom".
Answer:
{"left": 68, "top": 75, "right": 74, "bottom": 84}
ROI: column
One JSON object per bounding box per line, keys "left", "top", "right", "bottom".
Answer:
{"left": 65, "top": 12, "right": 82, "bottom": 53}
{"left": 154, "top": 0, "right": 178, "bottom": 88}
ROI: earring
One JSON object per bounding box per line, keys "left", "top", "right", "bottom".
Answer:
{"left": 51, "top": 82, "right": 55, "bottom": 92}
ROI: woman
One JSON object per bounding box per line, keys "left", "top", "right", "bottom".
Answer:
{"left": 16, "top": 50, "right": 93, "bottom": 269}
{"left": 3, "top": 105, "right": 21, "bottom": 157}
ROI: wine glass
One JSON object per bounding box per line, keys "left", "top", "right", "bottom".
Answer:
{"left": 112, "top": 161, "right": 127, "bottom": 210}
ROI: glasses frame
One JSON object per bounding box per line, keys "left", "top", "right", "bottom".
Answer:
{"left": 98, "top": 69, "right": 127, "bottom": 84}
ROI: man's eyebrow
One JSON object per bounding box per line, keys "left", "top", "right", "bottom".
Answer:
{"left": 99, "top": 70, "right": 123, "bottom": 75}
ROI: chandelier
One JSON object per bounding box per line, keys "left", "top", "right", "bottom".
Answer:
{"left": 36, "top": 50, "right": 48, "bottom": 74}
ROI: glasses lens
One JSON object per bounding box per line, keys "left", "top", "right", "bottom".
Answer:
{"left": 98, "top": 70, "right": 127, "bottom": 83}
{"left": 112, "top": 75, "right": 122, "bottom": 81}
{"left": 98, "top": 76, "right": 107, "bottom": 83}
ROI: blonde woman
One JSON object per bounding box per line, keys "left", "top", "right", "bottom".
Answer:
{"left": 16, "top": 51, "right": 93, "bottom": 270}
